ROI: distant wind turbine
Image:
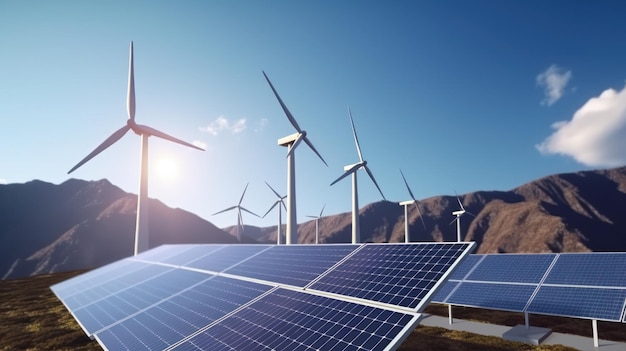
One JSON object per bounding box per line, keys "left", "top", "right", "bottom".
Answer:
{"left": 399, "top": 169, "right": 426, "bottom": 243}
{"left": 306, "top": 204, "right": 325, "bottom": 244}
{"left": 450, "top": 191, "right": 475, "bottom": 242}
{"left": 263, "top": 71, "right": 328, "bottom": 245}
{"left": 262, "top": 181, "right": 287, "bottom": 245}
{"left": 330, "top": 107, "right": 385, "bottom": 244}
{"left": 213, "top": 183, "right": 260, "bottom": 242}
{"left": 68, "top": 41, "right": 204, "bottom": 256}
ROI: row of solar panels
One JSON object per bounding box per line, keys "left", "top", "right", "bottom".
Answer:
{"left": 432, "top": 253, "right": 626, "bottom": 322}
{"left": 51, "top": 242, "right": 475, "bottom": 351}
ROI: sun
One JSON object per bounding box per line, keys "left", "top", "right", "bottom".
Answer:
{"left": 155, "top": 156, "right": 179, "bottom": 181}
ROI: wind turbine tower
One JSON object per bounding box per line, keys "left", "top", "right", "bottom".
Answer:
{"left": 68, "top": 42, "right": 204, "bottom": 256}
{"left": 306, "top": 204, "right": 325, "bottom": 244}
{"left": 263, "top": 71, "right": 328, "bottom": 245}
{"left": 213, "top": 183, "right": 260, "bottom": 242}
{"left": 331, "top": 107, "right": 385, "bottom": 244}
{"left": 450, "top": 193, "right": 474, "bottom": 242}
{"left": 399, "top": 169, "right": 426, "bottom": 243}
{"left": 263, "top": 181, "right": 287, "bottom": 244}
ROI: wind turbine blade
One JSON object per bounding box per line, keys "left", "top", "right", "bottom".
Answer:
{"left": 263, "top": 201, "right": 279, "bottom": 218}
{"left": 413, "top": 202, "right": 427, "bottom": 231}
{"left": 213, "top": 206, "right": 237, "bottom": 216}
{"left": 306, "top": 215, "right": 318, "bottom": 219}
{"left": 280, "top": 199, "right": 287, "bottom": 210}
{"left": 265, "top": 181, "right": 282, "bottom": 199}
{"left": 400, "top": 169, "right": 417, "bottom": 201}
{"left": 320, "top": 203, "right": 325, "bottom": 217}
{"left": 238, "top": 183, "right": 249, "bottom": 206}
{"left": 364, "top": 165, "right": 385, "bottom": 200}
{"left": 330, "top": 166, "right": 359, "bottom": 186}
{"left": 68, "top": 125, "right": 131, "bottom": 174}
{"left": 286, "top": 133, "right": 304, "bottom": 159}
{"left": 348, "top": 107, "right": 363, "bottom": 162}
{"left": 449, "top": 217, "right": 458, "bottom": 226}
{"left": 240, "top": 206, "right": 260, "bottom": 218}
{"left": 454, "top": 189, "right": 466, "bottom": 211}
{"left": 127, "top": 41, "right": 135, "bottom": 121}
{"left": 262, "top": 71, "right": 302, "bottom": 132}
{"left": 303, "top": 136, "right": 328, "bottom": 167}
{"left": 136, "top": 124, "right": 204, "bottom": 151}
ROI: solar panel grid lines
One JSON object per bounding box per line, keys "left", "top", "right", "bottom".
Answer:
{"left": 466, "top": 254, "right": 557, "bottom": 284}
{"left": 309, "top": 242, "right": 475, "bottom": 310}
{"left": 95, "top": 276, "right": 273, "bottom": 351}
{"left": 447, "top": 254, "right": 486, "bottom": 280}
{"left": 521, "top": 253, "right": 562, "bottom": 312}
{"left": 168, "top": 287, "right": 420, "bottom": 351}
{"left": 444, "top": 282, "right": 538, "bottom": 312}
{"left": 543, "top": 253, "right": 626, "bottom": 287}
{"left": 184, "top": 245, "right": 272, "bottom": 273}
{"left": 156, "top": 245, "right": 227, "bottom": 266}
{"left": 222, "top": 244, "right": 360, "bottom": 287}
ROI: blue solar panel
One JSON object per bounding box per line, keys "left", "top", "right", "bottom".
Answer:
{"left": 431, "top": 281, "right": 459, "bottom": 303}
{"left": 95, "top": 276, "right": 272, "bottom": 350}
{"left": 171, "top": 288, "right": 418, "bottom": 351}
{"left": 156, "top": 245, "right": 225, "bottom": 266}
{"left": 527, "top": 286, "right": 626, "bottom": 321}
{"left": 445, "top": 282, "right": 537, "bottom": 312}
{"left": 223, "top": 245, "right": 359, "bottom": 287}
{"left": 73, "top": 268, "right": 210, "bottom": 334}
{"left": 448, "top": 254, "right": 483, "bottom": 280}
{"left": 184, "top": 245, "right": 271, "bottom": 272}
{"left": 136, "top": 244, "right": 196, "bottom": 262}
{"left": 544, "top": 253, "right": 626, "bottom": 287}
{"left": 467, "top": 254, "right": 556, "bottom": 283}
{"left": 310, "top": 243, "right": 473, "bottom": 309}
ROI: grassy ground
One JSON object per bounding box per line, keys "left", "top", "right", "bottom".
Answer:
{"left": 0, "top": 271, "right": 619, "bottom": 350}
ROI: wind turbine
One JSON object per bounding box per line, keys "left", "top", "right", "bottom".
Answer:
{"left": 263, "top": 71, "right": 328, "bottom": 245}
{"left": 306, "top": 204, "right": 325, "bottom": 244}
{"left": 330, "top": 107, "right": 385, "bottom": 244}
{"left": 213, "top": 183, "right": 260, "bottom": 242}
{"left": 450, "top": 192, "right": 475, "bottom": 242}
{"left": 68, "top": 41, "right": 204, "bottom": 256}
{"left": 399, "top": 169, "right": 426, "bottom": 243}
{"left": 262, "top": 181, "right": 286, "bottom": 245}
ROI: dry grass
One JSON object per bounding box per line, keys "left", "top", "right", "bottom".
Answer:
{"left": 0, "top": 271, "right": 619, "bottom": 350}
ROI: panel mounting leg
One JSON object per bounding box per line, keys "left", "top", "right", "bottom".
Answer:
{"left": 448, "top": 304, "right": 453, "bottom": 325}
{"left": 592, "top": 319, "right": 599, "bottom": 348}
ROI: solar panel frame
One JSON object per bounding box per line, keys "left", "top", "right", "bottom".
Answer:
{"left": 543, "top": 253, "right": 626, "bottom": 287}
{"left": 466, "top": 254, "right": 557, "bottom": 284}
{"left": 444, "top": 282, "right": 538, "bottom": 312}
{"left": 183, "top": 245, "right": 272, "bottom": 273}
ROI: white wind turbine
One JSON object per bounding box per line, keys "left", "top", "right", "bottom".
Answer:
{"left": 450, "top": 192, "right": 475, "bottom": 242}
{"left": 262, "top": 181, "right": 287, "bottom": 245}
{"left": 263, "top": 71, "right": 328, "bottom": 245}
{"left": 68, "top": 41, "right": 204, "bottom": 256}
{"left": 213, "top": 183, "right": 260, "bottom": 242}
{"left": 330, "top": 107, "right": 385, "bottom": 244}
{"left": 399, "top": 169, "right": 426, "bottom": 243}
{"left": 306, "top": 204, "right": 325, "bottom": 244}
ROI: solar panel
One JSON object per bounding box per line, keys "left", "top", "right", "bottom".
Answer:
{"left": 447, "top": 254, "right": 483, "bottom": 280}
{"left": 95, "top": 276, "right": 272, "bottom": 350}
{"left": 445, "top": 282, "right": 537, "bottom": 312}
{"left": 431, "top": 281, "right": 458, "bottom": 303}
{"left": 170, "top": 288, "right": 419, "bottom": 351}
{"left": 527, "top": 286, "right": 626, "bottom": 322}
{"left": 310, "top": 243, "right": 473, "bottom": 309}
{"left": 467, "top": 254, "right": 556, "bottom": 283}
{"left": 544, "top": 253, "right": 626, "bottom": 287}
{"left": 52, "top": 242, "right": 475, "bottom": 350}
{"left": 223, "top": 244, "right": 359, "bottom": 287}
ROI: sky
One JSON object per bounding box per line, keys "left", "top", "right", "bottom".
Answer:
{"left": 2, "top": 1, "right": 626, "bottom": 230}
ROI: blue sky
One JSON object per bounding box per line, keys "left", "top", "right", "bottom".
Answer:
{"left": 2, "top": 1, "right": 626, "bottom": 230}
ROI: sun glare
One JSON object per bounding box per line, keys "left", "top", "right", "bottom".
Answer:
{"left": 155, "top": 157, "right": 179, "bottom": 181}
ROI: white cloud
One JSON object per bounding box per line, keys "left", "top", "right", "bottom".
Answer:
{"left": 536, "top": 64, "right": 572, "bottom": 106}
{"left": 0, "top": 178, "right": 6, "bottom": 184}
{"left": 255, "top": 118, "right": 269, "bottom": 133}
{"left": 199, "top": 116, "right": 247, "bottom": 135}
{"left": 537, "top": 86, "right": 626, "bottom": 167}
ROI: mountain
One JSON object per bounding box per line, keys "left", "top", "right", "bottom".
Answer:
{"left": 2, "top": 166, "right": 626, "bottom": 280}
{"left": 262, "top": 167, "right": 626, "bottom": 253}
{"left": 0, "top": 179, "right": 237, "bottom": 280}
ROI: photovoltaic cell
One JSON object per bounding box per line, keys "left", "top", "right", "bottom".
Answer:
{"left": 156, "top": 245, "right": 225, "bottom": 266}
{"left": 467, "top": 254, "right": 556, "bottom": 283}
{"left": 185, "top": 245, "right": 271, "bottom": 272}
{"left": 171, "top": 288, "right": 417, "bottom": 351}
{"left": 527, "top": 286, "right": 626, "bottom": 321}
{"left": 95, "top": 276, "right": 272, "bottom": 350}
{"left": 544, "top": 253, "right": 626, "bottom": 287}
{"left": 431, "top": 281, "right": 458, "bottom": 303}
{"left": 444, "top": 282, "right": 536, "bottom": 312}
{"left": 74, "top": 268, "right": 210, "bottom": 334}
{"left": 223, "top": 245, "right": 359, "bottom": 287}
{"left": 310, "top": 243, "right": 471, "bottom": 309}
{"left": 447, "top": 254, "right": 483, "bottom": 280}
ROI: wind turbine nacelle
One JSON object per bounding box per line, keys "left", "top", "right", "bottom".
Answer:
{"left": 452, "top": 210, "right": 465, "bottom": 216}
{"left": 399, "top": 200, "right": 415, "bottom": 206}
{"left": 343, "top": 162, "right": 363, "bottom": 171}
{"left": 278, "top": 132, "right": 300, "bottom": 146}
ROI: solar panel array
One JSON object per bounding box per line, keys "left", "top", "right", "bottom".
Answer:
{"left": 51, "top": 242, "right": 475, "bottom": 351}
{"left": 433, "top": 252, "right": 626, "bottom": 322}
